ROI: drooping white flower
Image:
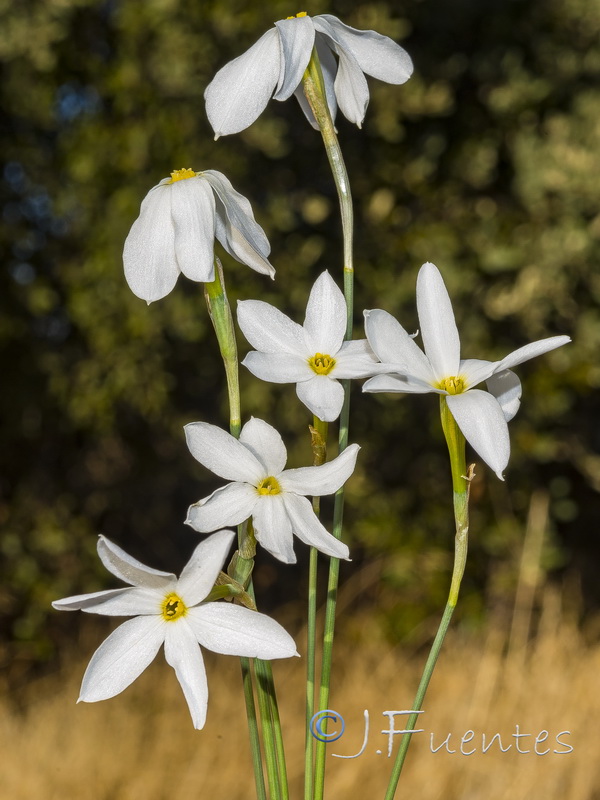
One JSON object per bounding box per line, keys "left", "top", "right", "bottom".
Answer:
{"left": 363, "top": 262, "right": 571, "bottom": 479}
{"left": 185, "top": 417, "right": 359, "bottom": 563}
{"left": 52, "top": 530, "right": 297, "bottom": 729}
{"left": 123, "top": 168, "right": 274, "bottom": 303}
{"left": 204, "top": 12, "right": 413, "bottom": 137}
{"left": 238, "top": 271, "right": 389, "bottom": 422}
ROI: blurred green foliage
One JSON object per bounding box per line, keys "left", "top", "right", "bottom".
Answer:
{"left": 1, "top": 0, "right": 598, "bottom": 675}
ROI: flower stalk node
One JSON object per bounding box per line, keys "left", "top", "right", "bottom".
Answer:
{"left": 227, "top": 549, "right": 254, "bottom": 587}
{"left": 309, "top": 423, "right": 328, "bottom": 466}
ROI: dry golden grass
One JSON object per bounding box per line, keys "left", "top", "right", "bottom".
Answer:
{"left": 1, "top": 590, "right": 598, "bottom": 800}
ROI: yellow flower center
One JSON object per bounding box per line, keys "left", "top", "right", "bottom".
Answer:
{"left": 439, "top": 376, "right": 466, "bottom": 395}
{"left": 168, "top": 168, "right": 197, "bottom": 183}
{"left": 286, "top": 11, "right": 308, "bottom": 19}
{"left": 257, "top": 476, "right": 282, "bottom": 495}
{"left": 161, "top": 592, "right": 187, "bottom": 621}
{"left": 308, "top": 353, "right": 336, "bottom": 375}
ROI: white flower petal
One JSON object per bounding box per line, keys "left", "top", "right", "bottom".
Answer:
{"left": 273, "top": 16, "right": 315, "bottom": 100}
{"left": 334, "top": 339, "right": 398, "bottom": 379}
{"left": 282, "top": 493, "right": 350, "bottom": 559}
{"left": 171, "top": 177, "right": 216, "bottom": 283}
{"left": 186, "top": 483, "right": 258, "bottom": 532}
{"left": 204, "top": 28, "right": 281, "bottom": 137}
{"left": 204, "top": 171, "right": 271, "bottom": 256}
{"left": 123, "top": 184, "right": 179, "bottom": 303}
{"left": 177, "top": 529, "right": 236, "bottom": 607}
{"left": 53, "top": 588, "right": 135, "bottom": 612}
{"left": 446, "top": 390, "right": 510, "bottom": 480}
{"left": 416, "top": 262, "right": 461, "bottom": 381}
{"left": 494, "top": 335, "right": 571, "bottom": 372}
{"left": 364, "top": 309, "right": 434, "bottom": 384}
{"left": 331, "top": 45, "right": 370, "bottom": 126}
{"left": 78, "top": 616, "right": 165, "bottom": 703}
{"left": 217, "top": 217, "right": 275, "bottom": 277}
{"left": 237, "top": 299, "right": 308, "bottom": 356}
{"left": 97, "top": 535, "right": 176, "bottom": 588}
{"left": 280, "top": 442, "right": 359, "bottom": 496}
{"left": 242, "top": 351, "right": 314, "bottom": 383}
{"left": 459, "top": 358, "right": 495, "bottom": 388}
{"left": 363, "top": 373, "right": 436, "bottom": 393}
{"left": 187, "top": 603, "right": 298, "bottom": 659}
{"left": 303, "top": 271, "right": 346, "bottom": 355}
{"left": 252, "top": 494, "right": 296, "bottom": 564}
{"left": 239, "top": 417, "right": 288, "bottom": 476}
{"left": 486, "top": 369, "right": 522, "bottom": 422}
{"left": 312, "top": 17, "right": 370, "bottom": 126}
{"left": 316, "top": 14, "right": 413, "bottom": 84}
{"left": 296, "top": 375, "right": 345, "bottom": 422}
{"left": 164, "top": 620, "right": 209, "bottom": 729}
{"left": 184, "top": 422, "right": 265, "bottom": 484}
{"left": 203, "top": 171, "right": 275, "bottom": 278}
{"left": 335, "top": 339, "right": 375, "bottom": 358}
{"left": 54, "top": 587, "right": 163, "bottom": 616}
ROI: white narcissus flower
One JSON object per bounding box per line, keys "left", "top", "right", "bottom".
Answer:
{"left": 205, "top": 12, "right": 413, "bottom": 137}
{"left": 123, "top": 168, "right": 274, "bottom": 303}
{"left": 52, "top": 530, "right": 297, "bottom": 729}
{"left": 238, "top": 271, "right": 389, "bottom": 422}
{"left": 363, "top": 262, "right": 571, "bottom": 479}
{"left": 185, "top": 417, "right": 359, "bottom": 564}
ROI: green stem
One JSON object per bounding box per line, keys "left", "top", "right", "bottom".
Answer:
{"left": 305, "top": 418, "right": 329, "bottom": 800}
{"left": 302, "top": 50, "right": 354, "bottom": 338}
{"left": 205, "top": 261, "right": 289, "bottom": 799}
{"left": 384, "top": 398, "right": 471, "bottom": 799}
{"left": 302, "top": 48, "right": 354, "bottom": 800}
{"left": 240, "top": 656, "right": 267, "bottom": 800}
{"left": 313, "top": 477, "right": 345, "bottom": 800}
{"left": 204, "top": 257, "right": 241, "bottom": 438}
{"left": 260, "top": 659, "right": 289, "bottom": 800}
{"left": 254, "top": 658, "right": 282, "bottom": 800}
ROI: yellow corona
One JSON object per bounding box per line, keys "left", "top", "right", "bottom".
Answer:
{"left": 257, "top": 476, "right": 282, "bottom": 495}
{"left": 308, "top": 353, "right": 336, "bottom": 375}
{"left": 168, "top": 168, "right": 197, "bottom": 183}
{"left": 161, "top": 592, "right": 187, "bottom": 621}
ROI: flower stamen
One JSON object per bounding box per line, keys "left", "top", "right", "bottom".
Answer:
{"left": 440, "top": 376, "right": 466, "bottom": 395}
{"left": 308, "top": 353, "right": 336, "bottom": 375}
{"left": 286, "top": 11, "right": 308, "bottom": 19}
{"left": 168, "top": 168, "right": 197, "bottom": 183}
{"left": 161, "top": 592, "right": 187, "bottom": 621}
{"left": 257, "top": 476, "right": 282, "bottom": 495}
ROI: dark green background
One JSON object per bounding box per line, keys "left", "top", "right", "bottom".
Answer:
{"left": 1, "top": 0, "right": 597, "bottom": 678}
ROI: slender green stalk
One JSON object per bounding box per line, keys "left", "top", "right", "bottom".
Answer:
{"left": 313, "top": 473, "right": 346, "bottom": 800}
{"left": 205, "top": 263, "right": 265, "bottom": 798}
{"left": 302, "top": 50, "right": 354, "bottom": 337}
{"left": 205, "top": 261, "right": 288, "bottom": 800}
{"left": 302, "top": 48, "right": 355, "bottom": 800}
{"left": 254, "top": 658, "right": 282, "bottom": 800}
{"left": 204, "top": 258, "right": 241, "bottom": 438}
{"left": 240, "top": 655, "right": 267, "bottom": 800}
{"left": 305, "top": 419, "right": 329, "bottom": 800}
{"left": 383, "top": 397, "right": 472, "bottom": 799}
{"left": 259, "top": 659, "right": 289, "bottom": 800}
